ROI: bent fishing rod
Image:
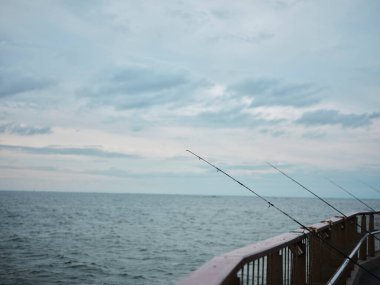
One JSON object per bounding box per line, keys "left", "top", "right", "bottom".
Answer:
{"left": 326, "top": 178, "right": 375, "bottom": 212}
{"left": 186, "top": 150, "right": 380, "bottom": 282}
{"left": 267, "top": 162, "right": 380, "bottom": 242}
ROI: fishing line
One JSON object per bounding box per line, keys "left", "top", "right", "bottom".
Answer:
{"left": 186, "top": 150, "right": 380, "bottom": 282}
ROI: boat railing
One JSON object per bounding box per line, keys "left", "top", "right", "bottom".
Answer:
{"left": 178, "top": 211, "right": 380, "bottom": 285}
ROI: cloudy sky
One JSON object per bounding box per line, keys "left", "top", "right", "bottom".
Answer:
{"left": 1, "top": 0, "right": 380, "bottom": 198}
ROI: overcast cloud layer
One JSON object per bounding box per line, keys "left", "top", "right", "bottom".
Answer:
{"left": 1, "top": 0, "right": 379, "bottom": 198}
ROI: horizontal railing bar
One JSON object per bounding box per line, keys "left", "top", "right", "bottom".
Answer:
{"left": 326, "top": 230, "right": 380, "bottom": 285}
{"left": 343, "top": 210, "right": 380, "bottom": 219}
{"left": 346, "top": 210, "right": 380, "bottom": 216}
{"left": 178, "top": 232, "right": 305, "bottom": 285}
{"left": 178, "top": 211, "right": 380, "bottom": 285}
{"left": 307, "top": 211, "right": 380, "bottom": 231}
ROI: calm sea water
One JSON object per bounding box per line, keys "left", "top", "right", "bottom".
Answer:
{"left": 1, "top": 191, "right": 379, "bottom": 285}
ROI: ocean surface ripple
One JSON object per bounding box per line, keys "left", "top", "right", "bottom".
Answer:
{"left": 1, "top": 191, "right": 379, "bottom": 284}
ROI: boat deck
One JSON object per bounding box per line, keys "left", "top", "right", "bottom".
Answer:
{"left": 347, "top": 252, "right": 380, "bottom": 285}
{"left": 359, "top": 268, "right": 380, "bottom": 285}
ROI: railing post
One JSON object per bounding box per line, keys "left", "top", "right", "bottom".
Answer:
{"left": 225, "top": 274, "right": 240, "bottom": 285}
{"left": 340, "top": 219, "right": 349, "bottom": 283}
{"left": 342, "top": 217, "right": 359, "bottom": 283}
{"left": 322, "top": 227, "right": 335, "bottom": 282}
{"left": 352, "top": 216, "right": 359, "bottom": 264}
{"left": 368, "top": 214, "right": 375, "bottom": 257}
{"left": 291, "top": 242, "right": 306, "bottom": 285}
{"left": 329, "top": 222, "right": 347, "bottom": 266}
{"left": 310, "top": 228, "right": 332, "bottom": 284}
{"left": 345, "top": 217, "right": 356, "bottom": 278}
{"left": 267, "top": 251, "right": 282, "bottom": 285}
{"left": 359, "top": 214, "right": 367, "bottom": 260}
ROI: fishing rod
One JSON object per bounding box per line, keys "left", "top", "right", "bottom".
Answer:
{"left": 266, "top": 162, "right": 347, "bottom": 217}
{"left": 267, "top": 162, "right": 380, "bottom": 242}
{"left": 186, "top": 150, "right": 380, "bottom": 282}
{"left": 326, "top": 178, "right": 375, "bottom": 212}
{"left": 360, "top": 180, "right": 380, "bottom": 195}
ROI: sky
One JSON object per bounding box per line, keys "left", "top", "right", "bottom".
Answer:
{"left": 0, "top": 0, "right": 380, "bottom": 198}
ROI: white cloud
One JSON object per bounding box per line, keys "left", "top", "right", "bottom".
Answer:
{"left": 0, "top": 0, "right": 379, "bottom": 195}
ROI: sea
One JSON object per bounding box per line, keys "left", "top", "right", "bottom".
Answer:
{"left": 1, "top": 191, "right": 379, "bottom": 285}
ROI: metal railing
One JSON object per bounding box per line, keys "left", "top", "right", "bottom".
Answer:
{"left": 326, "top": 229, "right": 380, "bottom": 285}
{"left": 178, "top": 211, "right": 380, "bottom": 285}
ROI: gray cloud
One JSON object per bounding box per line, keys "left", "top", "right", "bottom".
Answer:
{"left": 87, "top": 167, "right": 132, "bottom": 178}
{"left": 259, "top": 128, "right": 286, "bottom": 137}
{"left": 296, "top": 109, "right": 380, "bottom": 128}
{"left": 210, "top": 9, "right": 232, "bottom": 20}
{"left": 182, "top": 107, "right": 284, "bottom": 128}
{"left": 269, "top": 0, "right": 304, "bottom": 10}
{"left": 0, "top": 122, "right": 52, "bottom": 136}
{"left": 108, "top": 66, "right": 188, "bottom": 94}
{"left": 0, "top": 144, "right": 137, "bottom": 158}
{"left": 209, "top": 32, "right": 274, "bottom": 44}
{"left": 230, "top": 78, "right": 321, "bottom": 107}
{"left": 0, "top": 164, "right": 58, "bottom": 172}
{"left": 0, "top": 71, "right": 54, "bottom": 98}
{"left": 84, "top": 65, "right": 207, "bottom": 110}
{"left": 192, "top": 109, "right": 251, "bottom": 127}
{"left": 0, "top": 164, "right": 134, "bottom": 178}
{"left": 0, "top": 162, "right": 134, "bottom": 177}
